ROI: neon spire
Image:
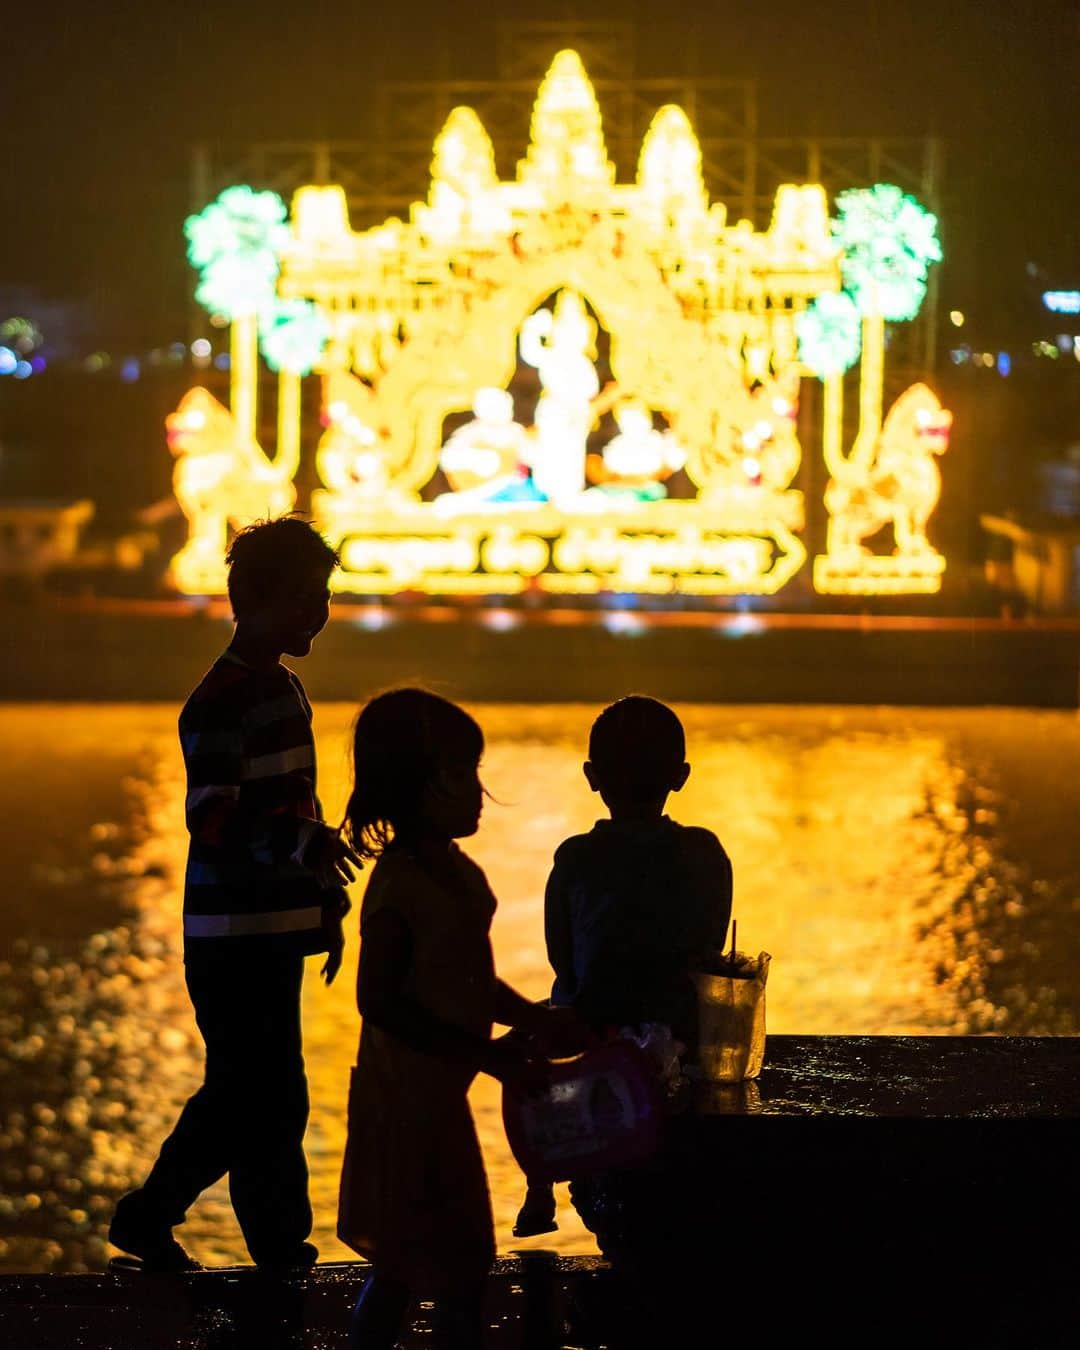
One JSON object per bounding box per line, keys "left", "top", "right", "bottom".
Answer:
{"left": 518, "top": 49, "right": 614, "bottom": 192}
{"left": 637, "top": 105, "right": 707, "bottom": 219}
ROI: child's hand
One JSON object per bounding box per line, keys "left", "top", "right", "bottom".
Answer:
{"left": 321, "top": 917, "right": 345, "bottom": 986}
{"left": 483, "top": 1038, "right": 549, "bottom": 1096}
{"left": 324, "top": 889, "right": 352, "bottom": 922}
{"left": 305, "top": 826, "right": 363, "bottom": 889}
{"left": 528, "top": 1005, "right": 596, "bottom": 1059}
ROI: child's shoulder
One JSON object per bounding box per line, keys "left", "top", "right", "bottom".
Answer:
{"left": 179, "top": 655, "right": 251, "bottom": 726}
{"left": 668, "top": 823, "right": 732, "bottom": 887}
{"left": 550, "top": 830, "right": 601, "bottom": 872}
{"left": 671, "top": 821, "right": 730, "bottom": 860}
{"left": 672, "top": 821, "right": 725, "bottom": 849}
{"left": 366, "top": 846, "right": 420, "bottom": 887}
{"left": 180, "top": 657, "right": 300, "bottom": 725}
{"left": 366, "top": 843, "right": 487, "bottom": 894}
{"left": 361, "top": 849, "right": 420, "bottom": 924}
{"left": 362, "top": 845, "right": 493, "bottom": 932}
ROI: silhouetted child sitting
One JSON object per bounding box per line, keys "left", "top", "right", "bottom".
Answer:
{"left": 513, "top": 695, "right": 732, "bottom": 1239}
{"left": 338, "top": 689, "right": 582, "bottom": 1350}
{"left": 110, "top": 516, "right": 359, "bottom": 1272}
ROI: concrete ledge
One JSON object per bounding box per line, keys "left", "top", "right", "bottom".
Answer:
{"left": 1, "top": 1036, "right": 1076, "bottom": 1347}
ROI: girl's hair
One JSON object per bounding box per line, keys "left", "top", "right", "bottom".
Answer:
{"left": 345, "top": 688, "right": 484, "bottom": 859}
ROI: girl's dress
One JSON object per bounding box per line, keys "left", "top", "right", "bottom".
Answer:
{"left": 337, "top": 842, "right": 497, "bottom": 1290}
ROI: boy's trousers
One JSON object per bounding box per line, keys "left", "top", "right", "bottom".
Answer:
{"left": 123, "top": 946, "right": 312, "bottom": 1263}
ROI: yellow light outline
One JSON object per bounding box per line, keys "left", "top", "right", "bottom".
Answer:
{"left": 168, "top": 50, "right": 951, "bottom": 600}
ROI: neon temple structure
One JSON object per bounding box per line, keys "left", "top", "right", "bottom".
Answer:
{"left": 169, "top": 50, "right": 951, "bottom": 599}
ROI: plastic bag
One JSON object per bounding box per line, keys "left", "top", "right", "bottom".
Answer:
{"left": 693, "top": 950, "right": 771, "bottom": 1083}
{"left": 502, "top": 1041, "right": 664, "bottom": 1184}
{"left": 618, "top": 1022, "right": 684, "bottom": 1089}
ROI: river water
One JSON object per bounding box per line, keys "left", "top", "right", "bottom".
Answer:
{"left": 0, "top": 703, "right": 1077, "bottom": 1272}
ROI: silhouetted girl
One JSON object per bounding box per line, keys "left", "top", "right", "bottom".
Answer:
{"left": 338, "top": 688, "right": 574, "bottom": 1350}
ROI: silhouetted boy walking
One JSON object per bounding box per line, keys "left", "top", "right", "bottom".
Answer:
{"left": 110, "top": 517, "right": 359, "bottom": 1271}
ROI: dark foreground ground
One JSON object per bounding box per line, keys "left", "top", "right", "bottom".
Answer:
{"left": 2, "top": 1036, "right": 1078, "bottom": 1348}
{"left": 0, "top": 1256, "right": 608, "bottom": 1350}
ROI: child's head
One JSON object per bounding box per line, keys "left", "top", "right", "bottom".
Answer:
{"left": 226, "top": 516, "right": 340, "bottom": 656}
{"left": 585, "top": 696, "right": 689, "bottom": 816}
{"left": 345, "top": 688, "right": 485, "bottom": 858}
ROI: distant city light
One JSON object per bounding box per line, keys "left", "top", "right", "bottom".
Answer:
{"left": 602, "top": 612, "right": 647, "bottom": 637}
{"left": 0, "top": 317, "right": 43, "bottom": 352}
{"left": 121, "top": 358, "right": 141, "bottom": 382}
{"left": 213, "top": 353, "right": 230, "bottom": 371}
{"left": 13, "top": 361, "right": 32, "bottom": 379}
{"left": 949, "top": 310, "right": 964, "bottom": 327}
{"left": 350, "top": 608, "right": 394, "bottom": 632}
{"left": 0, "top": 346, "right": 16, "bottom": 375}
{"left": 1055, "top": 335, "right": 1074, "bottom": 353}
{"left": 1043, "top": 290, "right": 1080, "bottom": 314}
{"left": 996, "top": 352, "right": 1011, "bottom": 377}
{"left": 720, "top": 613, "right": 765, "bottom": 637}
{"left": 191, "top": 338, "right": 212, "bottom": 358}
{"left": 479, "top": 608, "right": 521, "bottom": 632}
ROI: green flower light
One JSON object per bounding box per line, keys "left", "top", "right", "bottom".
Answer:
{"left": 259, "top": 299, "right": 330, "bottom": 375}
{"left": 797, "top": 291, "right": 863, "bottom": 378}
{"left": 833, "top": 184, "right": 942, "bottom": 323}
{"left": 194, "top": 254, "right": 280, "bottom": 321}
{"left": 185, "top": 186, "right": 290, "bottom": 320}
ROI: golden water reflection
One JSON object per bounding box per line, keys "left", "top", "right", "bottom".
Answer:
{"left": 0, "top": 703, "right": 1077, "bottom": 1272}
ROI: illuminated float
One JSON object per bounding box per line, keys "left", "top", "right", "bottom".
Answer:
{"left": 168, "top": 50, "right": 950, "bottom": 599}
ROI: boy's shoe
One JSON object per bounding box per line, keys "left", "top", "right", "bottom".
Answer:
{"left": 108, "top": 1211, "right": 202, "bottom": 1273}
{"left": 513, "top": 1187, "right": 558, "bottom": 1238}
{"left": 255, "top": 1241, "right": 319, "bottom": 1274}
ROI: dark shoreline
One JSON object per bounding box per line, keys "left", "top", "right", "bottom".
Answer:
{"left": 7, "top": 596, "right": 1080, "bottom": 705}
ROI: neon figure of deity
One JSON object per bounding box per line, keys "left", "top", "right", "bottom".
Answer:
{"left": 585, "top": 400, "right": 686, "bottom": 501}
{"left": 518, "top": 290, "right": 600, "bottom": 508}
{"left": 737, "top": 381, "right": 801, "bottom": 492}
{"left": 317, "top": 375, "right": 394, "bottom": 504}
{"left": 434, "top": 387, "right": 535, "bottom": 514}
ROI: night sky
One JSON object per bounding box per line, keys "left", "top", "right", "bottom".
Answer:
{"left": 3, "top": 0, "right": 1077, "bottom": 347}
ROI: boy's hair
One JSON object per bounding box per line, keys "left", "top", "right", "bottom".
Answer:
{"left": 225, "top": 516, "right": 340, "bottom": 615}
{"left": 345, "top": 687, "right": 484, "bottom": 859}
{"left": 588, "top": 696, "right": 686, "bottom": 799}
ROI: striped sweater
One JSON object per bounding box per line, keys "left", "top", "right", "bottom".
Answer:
{"left": 179, "top": 651, "right": 338, "bottom": 953}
